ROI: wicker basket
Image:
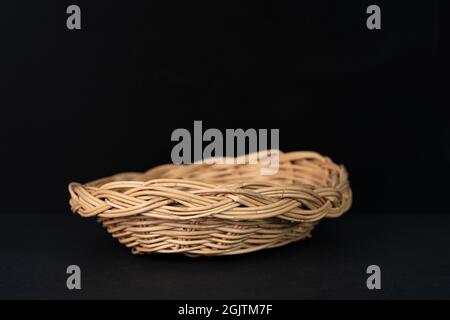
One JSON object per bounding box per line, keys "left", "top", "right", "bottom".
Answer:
{"left": 68, "top": 151, "right": 352, "bottom": 256}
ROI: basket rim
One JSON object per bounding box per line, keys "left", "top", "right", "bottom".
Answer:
{"left": 68, "top": 150, "right": 352, "bottom": 222}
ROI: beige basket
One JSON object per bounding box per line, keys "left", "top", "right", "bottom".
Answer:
{"left": 68, "top": 151, "right": 352, "bottom": 256}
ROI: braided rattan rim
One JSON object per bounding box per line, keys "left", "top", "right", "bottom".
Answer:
{"left": 68, "top": 151, "right": 352, "bottom": 256}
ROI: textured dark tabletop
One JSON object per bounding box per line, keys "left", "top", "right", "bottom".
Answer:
{"left": 1, "top": 212, "right": 449, "bottom": 299}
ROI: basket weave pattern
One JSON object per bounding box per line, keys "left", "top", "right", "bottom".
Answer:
{"left": 69, "top": 151, "right": 352, "bottom": 256}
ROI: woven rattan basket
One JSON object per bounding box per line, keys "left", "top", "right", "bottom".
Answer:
{"left": 69, "top": 151, "right": 352, "bottom": 256}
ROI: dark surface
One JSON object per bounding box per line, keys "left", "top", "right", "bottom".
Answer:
{"left": 1, "top": 212, "right": 449, "bottom": 299}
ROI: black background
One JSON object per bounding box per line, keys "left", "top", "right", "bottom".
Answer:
{"left": 1, "top": 0, "right": 450, "bottom": 300}
{"left": 2, "top": 0, "right": 449, "bottom": 215}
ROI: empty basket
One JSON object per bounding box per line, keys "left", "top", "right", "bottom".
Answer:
{"left": 68, "top": 151, "right": 352, "bottom": 256}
